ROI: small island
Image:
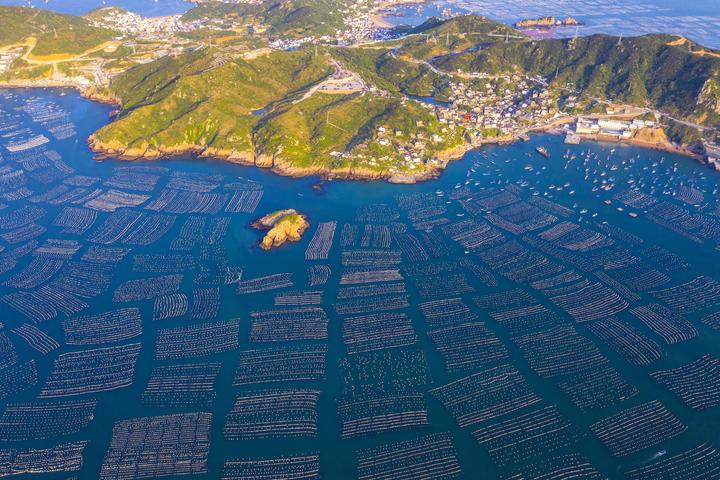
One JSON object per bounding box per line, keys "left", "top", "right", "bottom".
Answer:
{"left": 252, "top": 209, "right": 310, "bottom": 251}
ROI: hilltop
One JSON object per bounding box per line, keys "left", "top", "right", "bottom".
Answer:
{"left": 1, "top": 8, "right": 719, "bottom": 179}
{"left": 0, "top": 6, "right": 114, "bottom": 56}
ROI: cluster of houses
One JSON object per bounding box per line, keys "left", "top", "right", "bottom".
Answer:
{"left": 437, "top": 78, "right": 558, "bottom": 138}
{"left": 0, "top": 47, "right": 22, "bottom": 74}
{"left": 89, "top": 9, "right": 197, "bottom": 40}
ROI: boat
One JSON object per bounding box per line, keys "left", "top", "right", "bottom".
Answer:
{"left": 535, "top": 146, "right": 550, "bottom": 159}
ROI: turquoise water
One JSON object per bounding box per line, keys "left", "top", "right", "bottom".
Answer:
{"left": 0, "top": 88, "right": 720, "bottom": 479}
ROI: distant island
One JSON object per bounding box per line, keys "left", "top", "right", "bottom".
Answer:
{"left": 252, "top": 209, "right": 310, "bottom": 250}
{"left": 515, "top": 16, "right": 583, "bottom": 29}
{"left": 1, "top": 4, "right": 719, "bottom": 180}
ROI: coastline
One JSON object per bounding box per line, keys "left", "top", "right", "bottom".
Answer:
{"left": 1, "top": 81, "right": 712, "bottom": 181}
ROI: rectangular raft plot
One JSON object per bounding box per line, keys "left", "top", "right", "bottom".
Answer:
{"left": 501, "top": 454, "right": 604, "bottom": 480}
{"left": 234, "top": 345, "right": 327, "bottom": 386}
{"left": 249, "top": 308, "right": 328, "bottom": 342}
{"left": 420, "top": 298, "right": 479, "bottom": 329}
{"left": 237, "top": 273, "right": 293, "bottom": 294}
{"left": 33, "top": 239, "right": 81, "bottom": 260}
{"left": 624, "top": 442, "right": 720, "bottom": 480}
{"left": 1, "top": 222, "right": 46, "bottom": 244}
{"left": 356, "top": 432, "right": 462, "bottom": 480}
{"left": 155, "top": 320, "right": 239, "bottom": 360}
{"left": 414, "top": 273, "right": 474, "bottom": 299}
{"left": 630, "top": 303, "right": 698, "bottom": 345}
{"left": 639, "top": 244, "right": 688, "bottom": 273}
{"left": 338, "top": 391, "right": 428, "bottom": 438}
{"left": 590, "top": 400, "right": 687, "bottom": 458}
{"left": 0, "top": 205, "right": 45, "bottom": 230}
{"left": 132, "top": 254, "right": 195, "bottom": 273}
{"left": 0, "top": 441, "right": 88, "bottom": 478}
{"left": 12, "top": 324, "right": 59, "bottom": 355}
{"left": 305, "top": 221, "right": 336, "bottom": 260}
{"left": 307, "top": 265, "right": 331, "bottom": 287}
{"left": 189, "top": 288, "right": 220, "bottom": 320}
{"left": 338, "top": 282, "right": 407, "bottom": 300}
{"left": 47, "top": 261, "right": 114, "bottom": 299}
{"left": 514, "top": 325, "right": 609, "bottom": 379}
{"left": 396, "top": 192, "right": 445, "bottom": 211}
{"left": 339, "top": 348, "right": 429, "bottom": 395}
{"left": 342, "top": 312, "right": 417, "bottom": 354}
{"left": 2, "top": 285, "right": 88, "bottom": 323}
{"left": 340, "top": 267, "right": 403, "bottom": 285}
{"left": 393, "top": 233, "right": 429, "bottom": 262}
{"left": 99, "top": 412, "right": 211, "bottom": 480}
{"left": 104, "top": 169, "right": 160, "bottom": 192}
{"left": 340, "top": 223, "right": 358, "bottom": 248}
{"left": 0, "top": 361, "right": 37, "bottom": 401}
{"left": 549, "top": 282, "right": 628, "bottom": 323}
{"left": 702, "top": 310, "right": 720, "bottom": 331}
{"left": 472, "top": 406, "right": 582, "bottom": 468}
{"left": 113, "top": 274, "right": 183, "bottom": 302}
{"left": 63, "top": 308, "right": 142, "bottom": 346}
{"left": 52, "top": 207, "right": 96, "bottom": 234}
{"left": 0, "top": 331, "right": 18, "bottom": 370}
{"left": 121, "top": 213, "right": 176, "bottom": 246}
{"left": 0, "top": 240, "right": 36, "bottom": 275}
{"left": 3, "top": 257, "right": 63, "bottom": 289}
{"left": 167, "top": 171, "right": 223, "bottom": 192}
{"left": 40, "top": 343, "right": 140, "bottom": 398}
{"left": 606, "top": 263, "right": 671, "bottom": 292}
{"left": 170, "top": 216, "right": 207, "bottom": 251}
{"left": 224, "top": 389, "right": 320, "bottom": 440}
{"left": 360, "top": 224, "right": 392, "bottom": 249}
{"left": 487, "top": 202, "right": 557, "bottom": 235}
{"left": 442, "top": 220, "right": 504, "bottom": 251}
{"left": 222, "top": 454, "right": 319, "bottom": 480}
{"left": 84, "top": 189, "right": 150, "bottom": 211}
{"left": 87, "top": 209, "right": 142, "bottom": 244}
{"left": 224, "top": 188, "right": 263, "bottom": 214}
{"left": 430, "top": 364, "right": 542, "bottom": 428}
{"left": 81, "top": 246, "right": 130, "bottom": 264}
{"left": 429, "top": 322, "right": 508, "bottom": 372}
{"left": 354, "top": 204, "right": 399, "bottom": 223}
{"left": 141, "top": 363, "right": 221, "bottom": 408}
{"left": 651, "top": 355, "right": 720, "bottom": 410}
{"left": 650, "top": 276, "right": 720, "bottom": 313}
{"left": 145, "top": 189, "right": 228, "bottom": 214}
{"left": 341, "top": 250, "right": 401, "bottom": 267}
{"left": 556, "top": 364, "right": 637, "bottom": 411}
{"left": 275, "top": 290, "right": 323, "bottom": 306}
{"left": 334, "top": 294, "right": 409, "bottom": 316}
{"left": 587, "top": 317, "right": 664, "bottom": 366}
{"left": 0, "top": 399, "right": 96, "bottom": 441}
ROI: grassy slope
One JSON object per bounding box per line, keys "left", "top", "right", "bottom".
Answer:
{"left": 93, "top": 49, "right": 333, "bottom": 154}
{"left": 182, "top": 0, "right": 347, "bottom": 38}
{"left": 0, "top": 6, "right": 114, "bottom": 56}
{"left": 423, "top": 20, "right": 720, "bottom": 126}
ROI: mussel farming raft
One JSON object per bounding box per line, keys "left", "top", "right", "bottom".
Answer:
{"left": 3, "top": 88, "right": 720, "bottom": 478}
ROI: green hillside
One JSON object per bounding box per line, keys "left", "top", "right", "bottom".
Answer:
{"left": 182, "top": 0, "right": 348, "bottom": 38}
{"left": 0, "top": 6, "right": 114, "bottom": 55}
{"left": 420, "top": 20, "right": 720, "bottom": 127}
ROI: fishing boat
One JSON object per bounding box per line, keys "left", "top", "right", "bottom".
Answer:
{"left": 535, "top": 146, "right": 550, "bottom": 159}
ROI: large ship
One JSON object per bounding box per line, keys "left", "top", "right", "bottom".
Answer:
{"left": 535, "top": 146, "right": 550, "bottom": 159}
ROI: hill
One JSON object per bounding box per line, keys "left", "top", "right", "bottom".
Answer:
{"left": 0, "top": 6, "right": 114, "bottom": 56}
{"left": 418, "top": 20, "right": 720, "bottom": 128}
{"left": 181, "top": 0, "right": 348, "bottom": 38}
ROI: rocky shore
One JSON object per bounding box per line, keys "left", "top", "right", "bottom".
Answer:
{"left": 251, "top": 209, "right": 310, "bottom": 251}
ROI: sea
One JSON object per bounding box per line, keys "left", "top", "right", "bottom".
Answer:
{"left": 0, "top": 87, "right": 719, "bottom": 479}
